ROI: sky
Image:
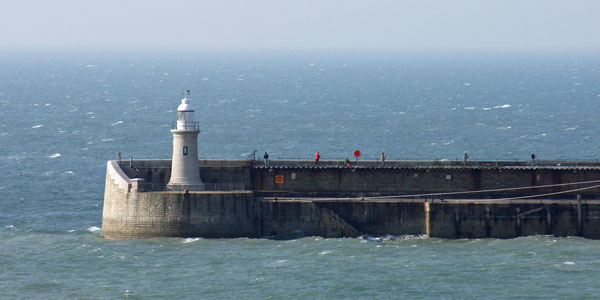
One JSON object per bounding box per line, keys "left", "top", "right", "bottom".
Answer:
{"left": 1, "top": 0, "right": 599, "bottom": 50}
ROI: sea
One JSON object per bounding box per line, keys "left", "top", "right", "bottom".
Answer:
{"left": 1, "top": 49, "right": 600, "bottom": 299}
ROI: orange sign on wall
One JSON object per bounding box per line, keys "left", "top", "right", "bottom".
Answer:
{"left": 275, "top": 175, "right": 284, "bottom": 184}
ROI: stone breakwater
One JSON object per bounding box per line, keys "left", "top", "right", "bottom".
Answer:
{"left": 102, "top": 159, "right": 600, "bottom": 239}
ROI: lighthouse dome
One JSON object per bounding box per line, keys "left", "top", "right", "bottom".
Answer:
{"left": 177, "top": 97, "right": 195, "bottom": 112}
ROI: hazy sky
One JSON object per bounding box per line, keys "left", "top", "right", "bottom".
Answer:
{"left": 1, "top": 0, "right": 599, "bottom": 50}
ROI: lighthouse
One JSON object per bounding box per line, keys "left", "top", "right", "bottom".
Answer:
{"left": 167, "top": 90, "right": 204, "bottom": 191}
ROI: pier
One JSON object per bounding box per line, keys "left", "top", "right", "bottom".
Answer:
{"left": 102, "top": 159, "right": 600, "bottom": 239}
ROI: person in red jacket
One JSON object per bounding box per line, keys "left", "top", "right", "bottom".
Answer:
{"left": 315, "top": 151, "right": 320, "bottom": 165}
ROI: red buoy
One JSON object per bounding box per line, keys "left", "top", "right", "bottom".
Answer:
{"left": 353, "top": 149, "right": 361, "bottom": 158}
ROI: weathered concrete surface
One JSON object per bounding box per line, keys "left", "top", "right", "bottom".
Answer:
{"left": 253, "top": 164, "right": 600, "bottom": 198}
{"left": 102, "top": 161, "right": 258, "bottom": 239}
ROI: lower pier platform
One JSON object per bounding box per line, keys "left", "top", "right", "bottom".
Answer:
{"left": 260, "top": 197, "right": 600, "bottom": 239}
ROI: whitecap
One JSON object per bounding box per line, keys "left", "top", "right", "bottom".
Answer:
{"left": 463, "top": 82, "right": 471, "bottom": 86}
{"left": 85, "top": 112, "right": 94, "bottom": 115}
{"left": 110, "top": 121, "right": 123, "bottom": 126}
{"left": 5, "top": 225, "right": 14, "bottom": 228}
{"left": 318, "top": 250, "right": 332, "bottom": 255}
{"left": 275, "top": 259, "right": 288, "bottom": 263}
{"left": 32, "top": 125, "right": 44, "bottom": 128}
{"left": 565, "top": 126, "right": 578, "bottom": 131}
{"left": 86, "top": 64, "right": 96, "bottom": 68}
{"left": 182, "top": 238, "right": 200, "bottom": 244}
{"left": 464, "top": 107, "right": 475, "bottom": 110}
{"left": 496, "top": 126, "right": 512, "bottom": 130}
{"left": 87, "top": 226, "right": 101, "bottom": 232}
{"left": 493, "top": 104, "right": 511, "bottom": 109}
{"left": 564, "top": 261, "right": 575, "bottom": 265}
{"left": 49, "top": 153, "right": 61, "bottom": 158}
{"left": 45, "top": 103, "right": 51, "bottom": 106}
{"left": 482, "top": 107, "right": 492, "bottom": 111}
{"left": 101, "top": 138, "right": 114, "bottom": 142}
{"left": 68, "top": 229, "right": 75, "bottom": 233}
{"left": 65, "top": 171, "right": 74, "bottom": 174}
{"left": 202, "top": 77, "right": 210, "bottom": 80}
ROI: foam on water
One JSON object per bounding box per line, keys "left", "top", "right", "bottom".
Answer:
{"left": 48, "top": 153, "right": 61, "bottom": 158}
{"left": 182, "top": 238, "right": 200, "bottom": 244}
{"left": 87, "top": 226, "right": 101, "bottom": 232}
{"left": 493, "top": 104, "right": 511, "bottom": 109}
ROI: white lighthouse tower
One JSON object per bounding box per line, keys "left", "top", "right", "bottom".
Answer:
{"left": 167, "top": 90, "right": 205, "bottom": 191}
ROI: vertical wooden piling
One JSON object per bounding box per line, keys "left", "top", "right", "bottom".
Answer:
{"left": 577, "top": 194, "right": 582, "bottom": 236}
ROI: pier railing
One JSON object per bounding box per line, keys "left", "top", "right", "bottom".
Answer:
{"left": 253, "top": 158, "right": 600, "bottom": 168}
{"left": 171, "top": 121, "right": 199, "bottom": 130}
{"left": 140, "top": 183, "right": 247, "bottom": 192}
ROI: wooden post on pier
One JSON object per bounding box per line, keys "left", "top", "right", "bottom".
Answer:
{"left": 577, "top": 194, "right": 582, "bottom": 236}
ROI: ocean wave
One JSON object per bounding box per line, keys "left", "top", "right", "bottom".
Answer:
{"left": 101, "top": 138, "right": 114, "bottom": 142}
{"left": 366, "top": 234, "right": 428, "bottom": 242}
{"left": 49, "top": 153, "right": 61, "bottom": 158}
{"left": 494, "top": 104, "right": 511, "bottom": 109}
{"left": 182, "top": 238, "right": 200, "bottom": 243}
{"left": 110, "top": 121, "right": 123, "bottom": 126}
{"left": 87, "top": 226, "right": 101, "bottom": 232}
{"left": 318, "top": 250, "right": 332, "bottom": 255}
{"left": 32, "top": 125, "right": 44, "bottom": 128}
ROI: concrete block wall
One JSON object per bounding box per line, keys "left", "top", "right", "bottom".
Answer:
{"left": 253, "top": 166, "right": 600, "bottom": 198}
{"left": 315, "top": 201, "right": 426, "bottom": 236}
{"left": 102, "top": 161, "right": 258, "bottom": 239}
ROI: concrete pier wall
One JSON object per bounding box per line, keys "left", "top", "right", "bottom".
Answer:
{"left": 102, "top": 161, "right": 258, "bottom": 239}
{"left": 253, "top": 165, "right": 600, "bottom": 198}
{"left": 102, "top": 159, "right": 600, "bottom": 239}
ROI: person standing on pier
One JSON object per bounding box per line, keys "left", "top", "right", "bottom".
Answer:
{"left": 264, "top": 152, "right": 269, "bottom": 166}
{"left": 315, "top": 151, "right": 320, "bottom": 165}
{"left": 531, "top": 152, "right": 537, "bottom": 166}
{"left": 380, "top": 152, "right": 386, "bottom": 165}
